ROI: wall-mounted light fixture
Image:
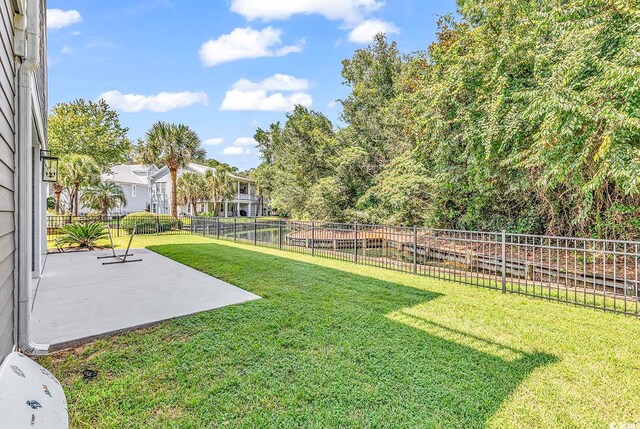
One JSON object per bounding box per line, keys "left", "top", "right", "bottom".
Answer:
{"left": 40, "top": 150, "right": 58, "bottom": 183}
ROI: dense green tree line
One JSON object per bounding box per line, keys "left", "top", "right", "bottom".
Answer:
{"left": 254, "top": 0, "right": 640, "bottom": 239}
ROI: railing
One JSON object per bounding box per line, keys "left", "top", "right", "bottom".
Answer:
{"left": 191, "top": 219, "right": 640, "bottom": 317}
{"left": 46, "top": 215, "right": 640, "bottom": 317}
{"left": 235, "top": 193, "right": 259, "bottom": 201}
{"left": 46, "top": 214, "right": 195, "bottom": 240}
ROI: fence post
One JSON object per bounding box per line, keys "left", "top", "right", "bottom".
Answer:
{"left": 311, "top": 221, "right": 315, "bottom": 256}
{"left": 501, "top": 230, "right": 507, "bottom": 293}
{"left": 354, "top": 222, "right": 358, "bottom": 264}
{"left": 116, "top": 216, "right": 121, "bottom": 238}
{"left": 202, "top": 217, "right": 206, "bottom": 237}
{"left": 278, "top": 220, "right": 283, "bottom": 250}
{"left": 254, "top": 217, "right": 257, "bottom": 246}
{"left": 234, "top": 217, "right": 237, "bottom": 242}
{"left": 216, "top": 217, "right": 220, "bottom": 239}
{"left": 413, "top": 226, "right": 417, "bottom": 274}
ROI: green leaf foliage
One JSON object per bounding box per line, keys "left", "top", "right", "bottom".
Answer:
{"left": 253, "top": 2, "right": 640, "bottom": 239}
{"left": 48, "top": 99, "right": 132, "bottom": 170}
{"left": 54, "top": 222, "right": 107, "bottom": 249}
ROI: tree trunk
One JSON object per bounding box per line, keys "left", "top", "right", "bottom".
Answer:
{"left": 192, "top": 202, "right": 197, "bottom": 216}
{"left": 71, "top": 184, "right": 79, "bottom": 216}
{"left": 54, "top": 190, "right": 61, "bottom": 214}
{"left": 213, "top": 199, "right": 218, "bottom": 217}
{"left": 170, "top": 167, "right": 178, "bottom": 217}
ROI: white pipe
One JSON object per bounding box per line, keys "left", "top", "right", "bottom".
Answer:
{"left": 16, "top": 1, "right": 49, "bottom": 355}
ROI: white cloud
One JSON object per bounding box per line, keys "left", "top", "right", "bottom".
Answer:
{"left": 348, "top": 19, "right": 399, "bottom": 44}
{"left": 221, "top": 74, "right": 312, "bottom": 112}
{"left": 230, "top": 0, "right": 382, "bottom": 25}
{"left": 233, "top": 137, "right": 258, "bottom": 146}
{"left": 327, "top": 100, "right": 338, "bottom": 109}
{"left": 222, "top": 146, "right": 251, "bottom": 155}
{"left": 199, "top": 27, "right": 303, "bottom": 67}
{"left": 47, "top": 9, "right": 82, "bottom": 29}
{"left": 99, "top": 90, "right": 209, "bottom": 113}
{"left": 233, "top": 74, "right": 310, "bottom": 92}
{"left": 202, "top": 138, "right": 224, "bottom": 146}
{"left": 221, "top": 136, "right": 257, "bottom": 156}
{"left": 61, "top": 45, "right": 73, "bottom": 55}
{"left": 221, "top": 90, "right": 311, "bottom": 112}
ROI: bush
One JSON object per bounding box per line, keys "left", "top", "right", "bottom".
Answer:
{"left": 54, "top": 222, "right": 107, "bottom": 249}
{"left": 120, "top": 212, "right": 183, "bottom": 234}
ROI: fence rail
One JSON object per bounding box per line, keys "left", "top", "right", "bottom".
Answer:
{"left": 47, "top": 215, "right": 640, "bottom": 317}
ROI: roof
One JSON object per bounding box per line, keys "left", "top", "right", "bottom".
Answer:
{"left": 149, "top": 163, "right": 254, "bottom": 183}
{"left": 101, "top": 164, "right": 156, "bottom": 185}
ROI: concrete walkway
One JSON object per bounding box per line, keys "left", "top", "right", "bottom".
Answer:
{"left": 31, "top": 248, "right": 260, "bottom": 351}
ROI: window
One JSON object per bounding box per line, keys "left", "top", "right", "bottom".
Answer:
{"left": 131, "top": 184, "right": 137, "bottom": 197}
{"left": 156, "top": 182, "right": 166, "bottom": 194}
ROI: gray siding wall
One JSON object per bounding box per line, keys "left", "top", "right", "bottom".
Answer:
{"left": 117, "top": 183, "right": 149, "bottom": 213}
{"left": 0, "top": 0, "right": 15, "bottom": 360}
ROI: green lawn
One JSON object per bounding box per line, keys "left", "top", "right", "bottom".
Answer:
{"left": 39, "top": 236, "right": 640, "bottom": 428}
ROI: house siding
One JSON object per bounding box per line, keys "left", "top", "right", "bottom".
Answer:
{"left": 118, "top": 183, "right": 149, "bottom": 213}
{"left": 0, "top": 0, "right": 15, "bottom": 361}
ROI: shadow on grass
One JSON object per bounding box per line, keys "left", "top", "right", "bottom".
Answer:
{"left": 80, "top": 242, "right": 556, "bottom": 427}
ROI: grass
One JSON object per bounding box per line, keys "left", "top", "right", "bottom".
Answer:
{"left": 38, "top": 236, "right": 640, "bottom": 428}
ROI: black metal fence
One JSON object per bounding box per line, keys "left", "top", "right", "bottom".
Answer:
{"left": 46, "top": 214, "right": 194, "bottom": 241}
{"left": 46, "top": 215, "right": 640, "bottom": 317}
{"left": 191, "top": 218, "right": 640, "bottom": 317}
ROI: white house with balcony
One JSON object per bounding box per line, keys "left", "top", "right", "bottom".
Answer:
{"left": 148, "top": 163, "right": 271, "bottom": 217}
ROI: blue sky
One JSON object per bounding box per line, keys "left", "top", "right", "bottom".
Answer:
{"left": 47, "top": 0, "right": 457, "bottom": 170}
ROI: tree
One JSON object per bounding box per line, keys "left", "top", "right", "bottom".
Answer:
{"left": 177, "top": 172, "right": 208, "bottom": 216}
{"left": 202, "top": 158, "right": 239, "bottom": 174}
{"left": 250, "top": 163, "right": 273, "bottom": 217}
{"left": 340, "top": 33, "right": 408, "bottom": 179}
{"left": 254, "top": 106, "right": 341, "bottom": 218}
{"left": 48, "top": 99, "right": 132, "bottom": 170}
{"left": 81, "top": 181, "right": 127, "bottom": 216}
{"left": 51, "top": 181, "right": 64, "bottom": 214}
{"left": 249, "top": 1, "right": 640, "bottom": 238}
{"left": 59, "top": 154, "right": 100, "bottom": 216}
{"left": 138, "top": 122, "right": 205, "bottom": 217}
{"left": 204, "top": 167, "right": 234, "bottom": 216}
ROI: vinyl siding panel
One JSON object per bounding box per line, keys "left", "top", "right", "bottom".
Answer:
{"left": 0, "top": 0, "right": 14, "bottom": 361}
{"left": 0, "top": 274, "right": 14, "bottom": 358}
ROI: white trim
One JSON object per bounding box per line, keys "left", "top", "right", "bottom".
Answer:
{"left": 15, "top": 0, "right": 48, "bottom": 355}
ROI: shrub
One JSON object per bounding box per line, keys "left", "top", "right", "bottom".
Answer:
{"left": 54, "top": 222, "right": 107, "bottom": 249}
{"left": 120, "top": 212, "right": 183, "bottom": 234}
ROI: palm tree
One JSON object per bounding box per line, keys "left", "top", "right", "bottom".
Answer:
{"left": 82, "top": 181, "right": 127, "bottom": 217}
{"left": 59, "top": 154, "right": 100, "bottom": 216}
{"left": 204, "top": 167, "right": 234, "bottom": 216}
{"left": 251, "top": 163, "right": 272, "bottom": 217}
{"left": 255, "top": 181, "right": 265, "bottom": 217}
{"left": 177, "top": 172, "right": 207, "bottom": 215}
{"left": 51, "top": 181, "right": 64, "bottom": 214}
{"left": 138, "top": 122, "right": 205, "bottom": 217}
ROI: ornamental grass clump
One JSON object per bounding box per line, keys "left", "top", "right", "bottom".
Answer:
{"left": 54, "top": 222, "right": 107, "bottom": 250}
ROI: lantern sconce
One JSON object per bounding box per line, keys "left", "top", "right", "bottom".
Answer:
{"left": 40, "top": 150, "right": 59, "bottom": 183}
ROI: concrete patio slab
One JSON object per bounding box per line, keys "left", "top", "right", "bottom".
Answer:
{"left": 31, "top": 248, "right": 260, "bottom": 351}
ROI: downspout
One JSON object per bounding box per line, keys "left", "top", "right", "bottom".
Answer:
{"left": 15, "top": 1, "right": 49, "bottom": 355}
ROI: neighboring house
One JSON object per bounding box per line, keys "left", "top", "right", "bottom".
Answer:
{"left": 0, "top": 0, "right": 49, "bottom": 360}
{"left": 99, "top": 164, "right": 157, "bottom": 214}
{"left": 149, "top": 163, "right": 272, "bottom": 217}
